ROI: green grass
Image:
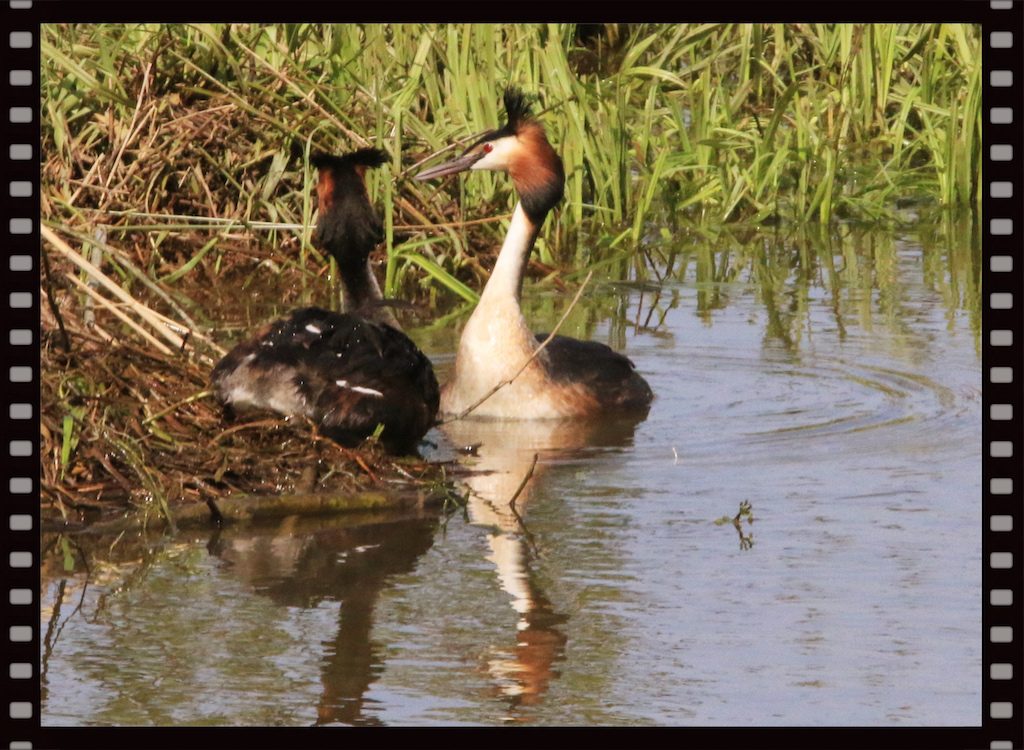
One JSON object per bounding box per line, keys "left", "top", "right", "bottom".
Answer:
{"left": 41, "top": 22, "right": 981, "bottom": 304}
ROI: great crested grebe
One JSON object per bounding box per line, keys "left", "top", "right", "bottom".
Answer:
{"left": 212, "top": 148, "right": 439, "bottom": 452}
{"left": 416, "top": 88, "right": 653, "bottom": 419}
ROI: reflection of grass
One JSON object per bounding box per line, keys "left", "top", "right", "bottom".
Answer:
{"left": 529, "top": 215, "right": 980, "bottom": 362}
{"left": 643, "top": 216, "right": 979, "bottom": 351}
{"left": 436, "top": 470, "right": 470, "bottom": 528}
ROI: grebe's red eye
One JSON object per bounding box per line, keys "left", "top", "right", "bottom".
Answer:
{"left": 482, "top": 142, "right": 493, "bottom": 153}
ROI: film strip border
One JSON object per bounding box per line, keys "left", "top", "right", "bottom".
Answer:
{"left": 1, "top": 3, "right": 1022, "bottom": 749}
{"left": 4, "top": 0, "right": 40, "bottom": 748}
{"left": 985, "top": 3, "right": 1024, "bottom": 750}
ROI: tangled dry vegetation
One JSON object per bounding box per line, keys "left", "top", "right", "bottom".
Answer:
{"left": 40, "top": 225, "right": 451, "bottom": 529}
{"left": 38, "top": 28, "right": 481, "bottom": 527}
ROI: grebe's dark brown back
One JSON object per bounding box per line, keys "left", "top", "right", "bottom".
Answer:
{"left": 212, "top": 148, "right": 439, "bottom": 452}
{"left": 415, "top": 89, "right": 652, "bottom": 419}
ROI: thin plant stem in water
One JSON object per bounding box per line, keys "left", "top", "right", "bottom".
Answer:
{"left": 508, "top": 452, "right": 539, "bottom": 515}
{"left": 508, "top": 452, "right": 540, "bottom": 558}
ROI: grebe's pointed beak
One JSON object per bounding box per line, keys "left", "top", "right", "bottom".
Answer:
{"left": 414, "top": 150, "right": 486, "bottom": 181}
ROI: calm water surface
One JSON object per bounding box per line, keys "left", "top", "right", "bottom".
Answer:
{"left": 42, "top": 226, "right": 981, "bottom": 726}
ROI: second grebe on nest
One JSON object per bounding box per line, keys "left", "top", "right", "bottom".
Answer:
{"left": 212, "top": 148, "right": 439, "bottom": 452}
{"left": 416, "top": 88, "right": 653, "bottom": 420}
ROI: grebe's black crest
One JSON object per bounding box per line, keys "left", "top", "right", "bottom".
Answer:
{"left": 467, "top": 87, "right": 536, "bottom": 150}
{"left": 499, "top": 87, "right": 534, "bottom": 134}
{"left": 310, "top": 147, "right": 389, "bottom": 172}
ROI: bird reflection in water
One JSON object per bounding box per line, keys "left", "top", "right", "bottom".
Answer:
{"left": 442, "top": 413, "right": 645, "bottom": 716}
{"left": 206, "top": 418, "right": 645, "bottom": 722}
{"left": 207, "top": 512, "right": 437, "bottom": 726}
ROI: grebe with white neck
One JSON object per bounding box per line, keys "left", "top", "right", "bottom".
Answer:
{"left": 212, "top": 148, "right": 439, "bottom": 452}
{"left": 416, "top": 88, "right": 653, "bottom": 419}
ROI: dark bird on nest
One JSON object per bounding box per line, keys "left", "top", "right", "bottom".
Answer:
{"left": 212, "top": 148, "right": 439, "bottom": 452}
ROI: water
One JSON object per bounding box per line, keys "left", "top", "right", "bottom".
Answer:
{"left": 41, "top": 225, "right": 981, "bottom": 726}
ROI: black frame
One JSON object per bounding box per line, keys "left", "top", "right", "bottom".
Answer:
{"left": 3, "top": 3, "right": 1021, "bottom": 748}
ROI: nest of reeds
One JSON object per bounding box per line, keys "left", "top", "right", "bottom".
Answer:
{"left": 40, "top": 227, "right": 448, "bottom": 529}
